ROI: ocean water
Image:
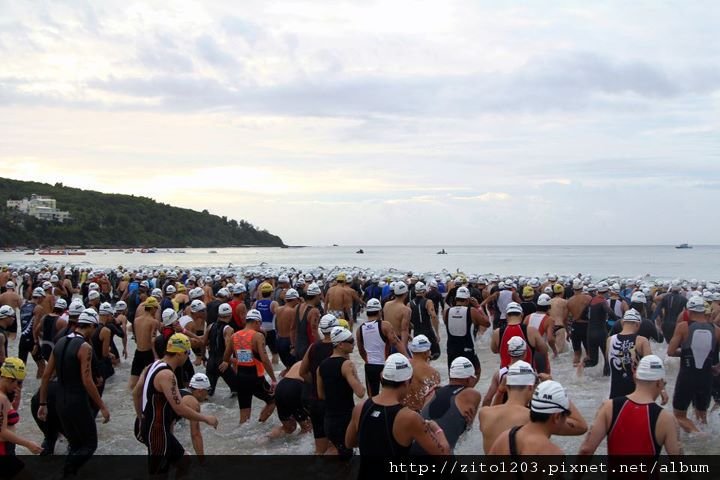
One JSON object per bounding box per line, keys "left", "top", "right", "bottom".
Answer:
{"left": 3, "top": 245, "right": 719, "bottom": 280}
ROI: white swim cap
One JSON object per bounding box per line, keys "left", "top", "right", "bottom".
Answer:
{"left": 306, "top": 283, "right": 321, "bottom": 296}
{"left": 366, "top": 298, "right": 382, "bottom": 313}
{"left": 54, "top": 298, "right": 68, "bottom": 310}
{"left": 449, "top": 357, "right": 476, "bottom": 379}
{"left": 284, "top": 288, "right": 299, "bottom": 301}
{"left": 246, "top": 309, "right": 262, "bottom": 323}
{"left": 189, "top": 373, "right": 211, "bottom": 390}
{"left": 78, "top": 308, "right": 99, "bottom": 326}
{"left": 687, "top": 296, "right": 705, "bottom": 312}
{"left": 162, "top": 308, "right": 178, "bottom": 326}
{"left": 218, "top": 303, "right": 232, "bottom": 317}
{"left": 455, "top": 286, "right": 470, "bottom": 300}
{"left": 506, "top": 302, "right": 523, "bottom": 315}
{"left": 190, "top": 300, "right": 207, "bottom": 313}
{"left": 216, "top": 288, "right": 230, "bottom": 298}
{"left": 635, "top": 355, "right": 665, "bottom": 381}
{"left": 115, "top": 301, "right": 127, "bottom": 311}
{"left": 622, "top": 308, "right": 641, "bottom": 322}
{"left": 99, "top": 302, "right": 114, "bottom": 315}
{"left": 572, "top": 279, "right": 583, "bottom": 290}
{"left": 630, "top": 291, "right": 647, "bottom": 304}
{"left": 330, "top": 326, "right": 353, "bottom": 345}
{"left": 165, "top": 285, "right": 176, "bottom": 295}
{"left": 394, "top": 281, "right": 408, "bottom": 295}
{"left": 189, "top": 287, "right": 204, "bottom": 300}
{"left": 232, "top": 283, "right": 246, "bottom": 294}
{"left": 507, "top": 336, "right": 527, "bottom": 357}
{"left": 151, "top": 288, "right": 162, "bottom": 299}
{"left": 88, "top": 282, "right": 99, "bottom": 291}
{"left": 382, "top": 353, "right": 413, "bottom": 382}
{"left": 0, "top": 305, "right": 15, "bottom": 318}
{"left": 531, "top": 380, "right": 570, "bottom": 414}
{"left": 319, "top": 314, "right": 339, "bottom": 332}
{"left": 506, "top": 360, "right": 537, "bottom": 386}
{"left": 88, "top": 290, "right": 101, "bottom": 301}
{"left": 537, "top": 294, "right": 551, "bottom": 306}
{"left": 414, "top": 282, "right": 427, "bottom": 293}
{"left": 409, "top": 334, "right": 431, "bottom": 353}
{"left": 69, "top": 300, "right": 85, "bottom": 316}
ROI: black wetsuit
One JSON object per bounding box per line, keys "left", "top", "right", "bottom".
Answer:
{"left": 319, "top": 356, "right": 354, "bottom": 458}
{"left": 411, "top": 385, "right": 468, "bottom": 455}
{"left": 18, "top": 302, "right": 38, "bottom": 365}
{"left": 91, "top": 324, "right": 115, "bottom": 388}
{"left": 659, "top": 293, "right": 687, "bottom": 342}
{"left": 610, "top": 317, "right": 662, "bottom": 342}
{"left": 53, "top": 334, "right": 97, "bottom": 475}
{"left": 39, "top": 314, "right": 60, "bottom": 361}
{"left": 31, "top": 381, "right": 64, "bottom": 455}
{"left": 673, "top": 321, "right": 718, "bottom": 412}
{"left": 306, "top": 341, "right": 334, "bottom": 440}
{"left": 358, "top": 399, "right": 409, "bottom": 476}
{"left": 295, "top": 304, "right": 317, "bottom": 361}
{"left": 410, "top": 296, "right": 440, "bottom": 360}
{"left": 584, "top": 296, "right": 617, "bottom": 374}
{"left": 205, "top": 321, "right": 236, "bottom": 395}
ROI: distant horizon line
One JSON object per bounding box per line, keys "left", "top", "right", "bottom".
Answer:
{"left": 305, "top": 244, "right": 715, "bottom": 248}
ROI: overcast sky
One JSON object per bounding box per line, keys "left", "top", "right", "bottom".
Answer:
{"left": 1, "top": 1, "right": 719, "bottom": 246}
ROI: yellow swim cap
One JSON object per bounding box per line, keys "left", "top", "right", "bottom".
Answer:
{"left": 260, "top": 282, "right": 273, "bottom": 294}
{"left": 144, "top": 297, "right": 159, "bottom": 309}
{"left": 175, "top": 283, "right": 187, "bottom": 293}
{"left": 166, "top": 333, "right": 192, "bottom": 354}
{"left": 522, "top": 286, "right": 535, "bottom": 298}
{"left": 337, "top": 319, "right": 350, "bottom": 330}
{"left": 0, "top": 357, "right": 26, "bottom": 381}
{"left": 336, "top": 272, "right": 347, "bottom": 282}
{"left": 553, "top": 284, "right": 565, "bottom": 295}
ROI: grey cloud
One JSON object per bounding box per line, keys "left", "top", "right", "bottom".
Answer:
{"left": 4, "top": 51, "right": 720, "bottom": 118}
{"left": 137, "top": 35, "right": 195, "bottom": 74}
{"left": 221, "top": 17, "right": 265, "bottom": 45}
{"left": 195, "top": 34, "right": 239, "bottom": 67}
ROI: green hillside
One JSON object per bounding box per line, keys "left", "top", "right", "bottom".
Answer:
{"left": 0, "top": 178, "right": 285, "bottom": 248}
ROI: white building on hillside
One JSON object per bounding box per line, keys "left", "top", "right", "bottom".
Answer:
{"left": 6, "top": 194, "right": 71, "bottom": 222}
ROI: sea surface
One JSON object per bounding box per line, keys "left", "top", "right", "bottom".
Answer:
{"left": 2, "top": 245, "right": 719, "bottom": 280}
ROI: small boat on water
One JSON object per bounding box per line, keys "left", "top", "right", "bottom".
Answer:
{"left": 356, "top": 249, "right": 364, "bottom": 254}
{"left": 437, "top": 249, "right": 447, "bottom": 255}
{"left": 36, "top": 250, "right": 86, "bottom": 256}
{"left": 675, "top": 243, "right": 692, "bottom": 249}
{"left": 208, "top": 250, "right": 218, "bottom": 254}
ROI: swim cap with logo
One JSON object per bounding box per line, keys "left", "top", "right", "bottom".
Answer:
{"left": 414, "top": 282, "right": 427, "bottom": 294}
{"left": 531, "top": 380, "right": 570, "bottom": 414}
{"left": 537, "top": 294, "right": 551, "bottom": 306}
{"left": 522, "top": 286, "right": 534, "bottom": 298}
{"left": 189, "top": 373, "right": 211, "bottom": 390}
{"left": 99, "top": 302, "right": 114, "bottom": 315}
{"left": 449, "top": 357, "right": 476, "bottom": 379}
{"left": 319, "top": 314, "right": 338, "bottom": 332}
{"left": 246, "top": 309, "right": 262, "bottom": 323}
{"left": 284, "top": 289, "right": 299, "bottom": 301}
{"left": 622, "top": 308, "right": 642, "bottom": 322}
{"left": 330, "top": 326, "right": 353, "bottom": 345}
{"left": 166, "top": 333, "right": 192, "bottom": 354}
{"left": 507, "top": 336, "right": 527, "bottom": 357}
{"left": 630, "top": 291, "right": 647, "bottom": 304}
{"left": 635, "top": 354, "right": 665, "bottom": 381}
{"left": 218, "top": 303, "right": 232, "bottom": 317}
{"left": 394, "top": 281, "right": 408, "bottom": 295}
{"left": 455, "top": 287, "right": 470, "bottom": 300}
{"left": 366, "top": 298, "right": 381, "bottom": 313}
{"left": 162, "top": 308, "right": 178, "bottom": 326}
{"left": 78, "top": 308, "right": 99, "bottom": 325}
{"left": 506, "top": 360, "right": 537, "bottom": 386}
{"left": 0, "top": 305, "right": 14, "bottom": 318}
{"left": 189, "top": 287, "right": 204, "bottom": 300}
{"left": 115, "top": 301, "right": 127, "bottom": 311}
{"left": 306, "top": 283, "right": 321, "bottom": 296}
{"left": 382, "top": 353, "right": 413, "bottom": 382}
{"left": 190, "top": 300, "right": 207, "bottom": 313}
{"left": 0, "top": 358, "right": 26, "bottom": 381}
{"left": 409, "top": 334, "right": 431, "bottom": 353}
{"left": 687, "top": 296, "right": 705, "bottom": 313}
{"left": 506, "top": 302, "right": 523, "bottom": 315}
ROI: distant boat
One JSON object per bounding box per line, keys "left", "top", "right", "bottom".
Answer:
{"left": 332, "top": 244, "right": 339, "bottom": 247}
{"left": 356, "top": 249, "right": 364, "bottom": 254}
{"left": 437, "top": 249, "right": 447, "bottom": 255}
{"left": 675, "top": 243, "right": 692, "bottom": 249}
{"left": 208, "top": 250, "right": 218, "bottom": 254}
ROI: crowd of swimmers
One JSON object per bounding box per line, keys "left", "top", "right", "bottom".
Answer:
{"left": 0, "top": 265, "right": 719, "bottom": 476}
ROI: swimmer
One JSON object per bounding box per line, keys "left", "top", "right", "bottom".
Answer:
{"left": 488, "top": 380, "right": 583, "bottom": 455}
{"left": 220, "top": 309, "right": 277, "bottom": 424}
{"left": 253, "top": 283, "right": 279, "bottom": 365}
{"left": 445, "top": 287, "right": 489, "bottom": 378}
{"left": 382, "top": 282, "right": 412, "bottom": 351}
{"left": 179, "top": 373, "right": 213, "bottom": 461}
{"left": 410, "top": 356, "right": 480, "bottom": 455}
{"left": 133, "top": 334, "right": 218, "bottom": 475}
{"left": 128, "top": 296, "right": 159, "bottom": 390}
{"left": 357, "top": 298, "right": 407, "bottom": 397}
{"left": 346, "top": 353, "right": 450, "bottom": 477}
{"left": 403, "top": 335, "right": 440, "bottom": 411}
{"left": 268, "top": 361, "right": 312, "bottom": 439}
{"left": 667, "top": 296, "right": 720, "bottom": 432}
{"left": 579, "top": 355, "right": 682, "bottom": 456}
